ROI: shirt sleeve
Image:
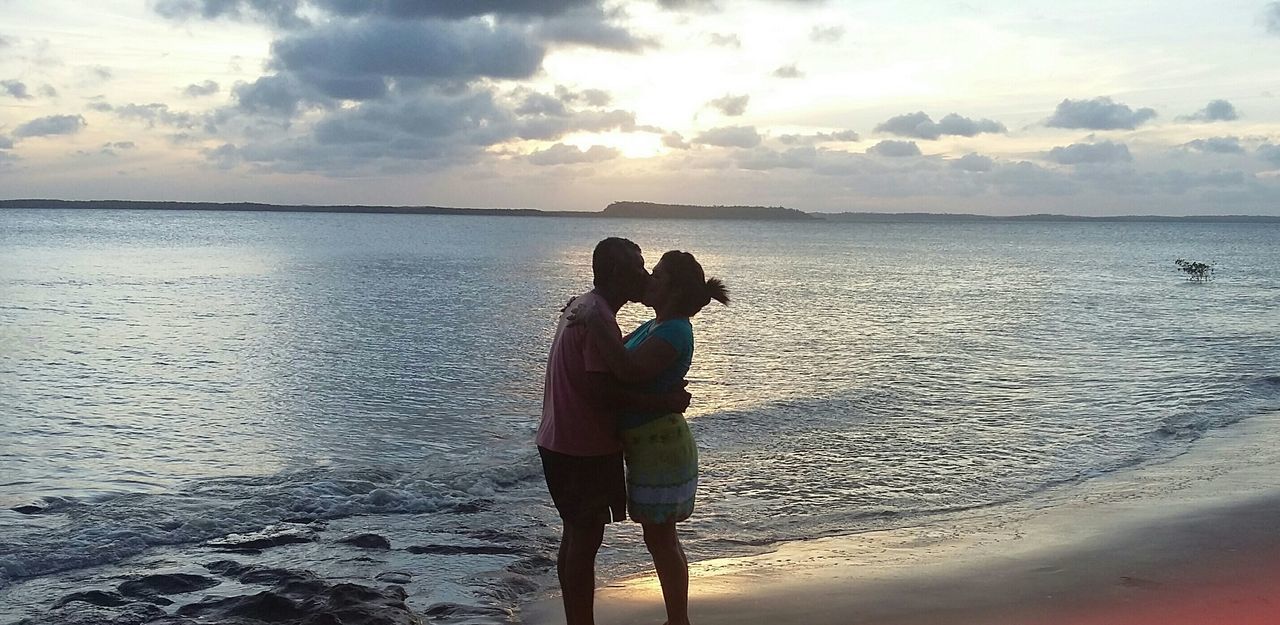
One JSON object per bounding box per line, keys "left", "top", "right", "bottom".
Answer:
{"left": 647, "top": 319, "right": 693, "bottom": 359}
{"left": 582, "top": 322, "right": 621, "bottom": 373}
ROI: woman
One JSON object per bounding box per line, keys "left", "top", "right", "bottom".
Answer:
{"left": 577, "top": 250, "right": 728, "bottom": 625}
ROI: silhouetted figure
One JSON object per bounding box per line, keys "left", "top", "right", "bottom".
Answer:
{"left": 536, "top": 238, "right": 692, "bottom": 625}
{"left": 575, "top": 250, "right": 729, "bottom": 625}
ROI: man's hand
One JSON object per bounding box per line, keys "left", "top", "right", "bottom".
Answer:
{"left": 662, "top": 379, "right": 692, "bottom": 414}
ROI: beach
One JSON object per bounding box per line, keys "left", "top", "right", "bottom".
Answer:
{"left": 522, "top": 411, "right": 1280, "bottom": 625}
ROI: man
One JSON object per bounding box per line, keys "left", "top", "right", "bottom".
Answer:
{"left": 537, "top": 237, "right": 691, "bottom": 625}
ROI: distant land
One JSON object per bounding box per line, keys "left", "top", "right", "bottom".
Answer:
{"left": 3, "top": 199, "right": 1279, "bottom": 223}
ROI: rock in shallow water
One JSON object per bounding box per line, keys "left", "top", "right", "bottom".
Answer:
{"left": 338, "top": 533, "right": 392, "bottom": 549}
{"left": 374, "top": 571, "right": 413, "bottom": 584}
{"left": 405, "top": 544, "right": 519, "bottom": 555}
{"left": 119, "top": 573, "right": 222, "bottom": 597}
{"left": 51, "top": 589, "right": 131, "bottom": 608}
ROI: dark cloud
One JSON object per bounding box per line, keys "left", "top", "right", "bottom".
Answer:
{"left": 311, "top": 0, "right": 597, "bottom": 20}
{"left": 1176, "top": 99, "right": 1239, "bottom": 123}
{"left": 86, "top": 101, "right": 114, "bottom": 112}
{"left": 810, "top": 25, "right": 844, "bottom": 43}
{"left": 183, "top": 80, "right": 220, "bottom": 97}
{"left": 708, "top": 94, "right": 749, "bottom": 116}
{"left": 1266, "top": 2, "right": 1280, "bottom": 35}
{"left": 517, "top": 108, "right": 636, "bottom": 140}
{"left": 663, "top": 132, "right": 690, "bottom": 149}
{"left": 1182, "top": 136, "right": 1245, "bottom": 154}
{"left": 533, "top": 5, "right": 656, "bottom": 52}
{"left": 203, "top": 143, "right": 244, "bottom": 169}
{"left": 692, "top": 125, "right": 761, "bottom": 148}
{"left": 1045, "top": 97, "right": 1156, "bottom": 130}
{"left": 39, "top": 84, "right": 57, "bottom": 98}
{"left": 154, "top": 0, "right": 308, "bottom": 28}
{"left": 1, "top": 79, "right": 31, "bottom": 99}
{"left": 952, "top": 153, "right": 994, "bottom": 172}
{"left": 527, "top": 142, "right": 619, "bottom": 165}
{"left": 271, "top": 19, "right": 545, "bottom": 100}
{"left": 13, "top": 114, "right": 86, "bottom": 138}
{"left": 874, "top": 111, "right": 1005, "bottom": 139}
{"left": 987, "top": 161, "right": 1077, "bottom": 196}
{"left": 0, "top": 135, "right": 13, "bottom": 149}
{"left": 773, "top": 64, "right": 804, "bottom": 79}
{"left": 707, "top": 32, "right": 741, "bottom": 48}
{"left": 867, "top": 139, "right": 921, "bottom": 157}
{"left": 104, "top": 141, "right": 137, "bottom": 150}
{"left": 1045, "top": 140, "right": 1132, "bottom": 164}
{"left": 233, "top": 74, "right": 308, "bottom": 117}
{"left": 515, "top": 91, "right": 569, "bottom": 117}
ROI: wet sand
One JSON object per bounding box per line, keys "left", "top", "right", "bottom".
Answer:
{"left": 522, "top": 412, "right": 1280, "bottom": 625}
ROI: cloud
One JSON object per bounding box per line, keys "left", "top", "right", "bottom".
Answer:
{"left": 773, "top": 64, "right": 804, "bottom": 79}
{"left": 233, "top": 74, "right": 308, "bottom": 117}
{"left": 1045, "top": 140, "right": 1133, "bottom": 164}
{"left": 114, "top": 103, "right": 204, "bottom": 129}
{"left": 0, "top": 135, "right": 13, "bottom": 149}
{"left": 310, "top": 0, "right": 598, "bottom": 20}
{"left": 1176, "top": 99, "right": 1239, "bottom": 123}
{"left": 554, "top": 85, "right": 611, "bottom": 107}
{"left": 183, "top": 80, "right": 220, "bottom": 97}
{"left": 0, "top": 35, "right": 13, "bottom": 49}
{"left": 867, "top": 139, "right": 921, "bottom": 157}
{"left": 533, "top": 5, "right": 656, "bottom": 52}
{"left": 810, "top": 25, "right": 844, "bottom": 43}
{"left": 527, "top": 143, "right": 619, "bottom": 165}
{"left": 952, "top": 153, "right": 994, "bottom": 172}
{"left": 39, "top": 84, "right": 57, "bottom": 98}
{"left": 1, "top": 79, "right": 31, "bottom": 99}
{"left": 88, "top": 66, "right": 113, "bottom": 81}
{"left": 13, "top": 114, "right": 87, "bottom": 137}
{"left": 1259, "top": 144, "right": 1280, "bottom": 165}
{"left": 707, "top": 32, "right": 741, "bottom": 47}
{"left": 662, "top": 132, "right": 690, "bottom": 149}
{"left": 154, "top": 0, "right": 308, "bottom": 28}
{"left": 270, "top": 18, "right": 546, "bottom": 101}
{"left": 737, "top": 146, "right": 817, "bottom": 170}
{"left": 202, "top": 143, "right": 243, "bottom": 169}
{"left": 874, "top": 111, "right": 1005, "bottom": 140}
{"left": 1182, "top": 136, "right": 1245, "bottom": 154}
{"left": 1045, "top": 97, "right": 1156, "bottom": 130}
{"left": 987, "top": 161, "right": 1077, "bottom": 196}
{"left": 692, "top": 125, "right": 761, "bottom": 148}
{"left": 777, "top": 130, "right": 859, "bottom": 145}
{"left": 1266, "top": 2, "right": 1280, "bottom": 35}
{"left": 104, "top": 141, "right": 137, "bottom": 150}
{"left": 708, "top": 94, "right": 749, "bottom": 116}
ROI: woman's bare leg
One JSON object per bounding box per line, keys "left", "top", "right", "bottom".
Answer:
{"left": 643, "top": 521, "right": 689, "bottom": 625}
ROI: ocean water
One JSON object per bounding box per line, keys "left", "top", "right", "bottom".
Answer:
{"left": 1, "top": 208, "right": 1278, "bottom": 621}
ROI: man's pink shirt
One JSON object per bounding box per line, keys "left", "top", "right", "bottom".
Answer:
{"left": 536, "top": 291, "right": 623, "bottom": 456}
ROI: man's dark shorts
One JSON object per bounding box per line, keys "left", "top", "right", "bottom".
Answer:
{"left": 538, "top": 446, "right": 626, "bottom": 525}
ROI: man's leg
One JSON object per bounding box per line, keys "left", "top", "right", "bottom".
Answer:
{"left": 558, "top": 519, "right": 606, "bottom": 625}
{"left": 643, "top": 522, "right": 689, "bottom": 625}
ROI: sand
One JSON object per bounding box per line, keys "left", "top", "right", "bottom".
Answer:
{"left": 521, "top": 412, "right": 1280, "bottom": 625}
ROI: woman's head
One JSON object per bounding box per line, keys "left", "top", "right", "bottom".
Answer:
{"left": 645, "top": 250, "right": 729, "bottom": 317}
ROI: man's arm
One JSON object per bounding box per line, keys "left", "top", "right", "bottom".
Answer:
{"left": 585, "top": 372, "right": 691, "bottom": 414}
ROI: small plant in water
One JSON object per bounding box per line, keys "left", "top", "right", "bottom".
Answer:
{"left": 1175, "top": 258, "right": 1214, "bottom": 282}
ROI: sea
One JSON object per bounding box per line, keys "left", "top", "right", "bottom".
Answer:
{"left": 1, "top": 208, "right": 1278, "bottom": 622}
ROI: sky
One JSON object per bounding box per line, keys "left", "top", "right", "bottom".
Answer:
{"left": 2, "top": 0, "right": 1280, "bottom": 215}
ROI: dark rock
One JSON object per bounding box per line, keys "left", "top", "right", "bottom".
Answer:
{"left": 423, "top": 602, "right": 511, "bottom": 619}
{"left": 206, "top": 524, "right": 318, "bottom": 551}
{"left": 202, "top": 559, "right": 252, "bottom": 577}
{"left": 374, "top": 571, "right": 412, "bottom": 584}
{"left": 506, "top": 554, "right": 556, "bottom": 576}
{"left": 178, "top": 590, "right": 306, "bottom": 621}
{"left": 118, "top": 573, "right": 221, "bottom": 597}
{"left": 11, "top": 504, "right": 43, "bottom": 514}
{"left": 51, "top": 589, "right": 129, "bottom": 608}
{"left": 20, "top": 602, "right": 166, "bottom": 625}
{"left": 240, "top": 567, "right": 311, "bottom": 586}
{"left": 405, "top": 543, "right": 519, "bottom": 555}
{"left": 338, "top": 533, "right": 391, "bottom": 549}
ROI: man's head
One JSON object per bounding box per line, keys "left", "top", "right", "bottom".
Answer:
{"left": 592, "top": 237, "right": 648, "bottom": 303}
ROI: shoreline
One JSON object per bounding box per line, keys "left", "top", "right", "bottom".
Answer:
{"left": 5, "top": 199, "right": 1280, "bottom": 223}
{"left": 521, "top": 411, "right": 1280, "bottom": 625}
